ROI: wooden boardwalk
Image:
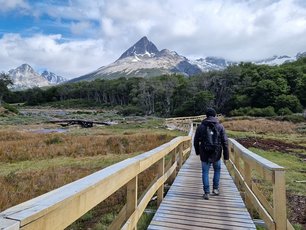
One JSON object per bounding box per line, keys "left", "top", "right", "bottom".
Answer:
{"left": 148, "top": 148, "right": 256, "bottom": 230}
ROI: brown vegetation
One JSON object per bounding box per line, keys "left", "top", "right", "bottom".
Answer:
{"left": 223, "top": 118, "right": 297, "bottom": 134}
{"left": 0, "top": 128, "right": 174, "bottom": 213}
{"left": 0, "top": 131, "right": 173, "bottom": 163}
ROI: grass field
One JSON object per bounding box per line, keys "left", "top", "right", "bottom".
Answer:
{"left": 0, "top": 108, "right": 185, "bottom": 229}
{"left": 0, "top": 109, "right": 305, "bottom": 229}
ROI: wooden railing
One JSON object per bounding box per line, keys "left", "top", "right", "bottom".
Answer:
{"left": 227, "top": 139, "right": 294, "bottom": 230}
{"left": 0, "top": 125, "right": 193, "bottom": 230}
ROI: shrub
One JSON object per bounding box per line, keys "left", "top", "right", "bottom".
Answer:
{"left": 275, "top": 95, "right": 303, "bottom": 113}
{"left": 229, "top": 106, "right": 276, "bottom": 117}
{"left": 280, "top": 114, "right": 306, "bottom": 123}
{"left": 3, "top": 103, "right": 19, "bottom": 114}
{"left": 118, "top": 106, "right": 144, "bottom": 116}
{"left": 277, "top": 107, "right": 293, "bottom": 116}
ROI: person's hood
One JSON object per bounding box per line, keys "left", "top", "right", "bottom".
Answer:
{"left": 201, "top": 116, "right": 219, "bottom": 124}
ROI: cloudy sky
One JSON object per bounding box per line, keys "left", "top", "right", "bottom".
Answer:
{"left": 0, "top": 0, "right": 306, "bottom": 79}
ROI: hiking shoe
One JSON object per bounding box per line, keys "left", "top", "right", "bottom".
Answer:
{"left": 203, "top": 193, "right": 209, "bottom": 200}
{"left": 212, "top": 189, "right": 219, "bottom": 196}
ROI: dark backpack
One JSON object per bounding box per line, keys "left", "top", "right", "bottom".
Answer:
{"left": 201, "top": 122, "right": 221, "bottom": 162}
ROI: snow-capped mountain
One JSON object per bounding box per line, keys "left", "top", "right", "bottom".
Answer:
{"left": 71, "top": 36, "right": 306, "bottom": 82}
{"left": 71, "top": 36, "right": 203, "bottom": 82}
{"left": 8, "top": 64, "right": 65, "bottom": 90}
{"left": 8, "top": 64, "right": 51, "bottom": 90}
{"left": 254, "top": 55, "right": 296, "bottom": 65}
{"left": 296, "top": 51, "right": 306, "bottom": 59}
{"left": 190, "top": 57, "right": 235, "bottom": 72}
{"left": 41, "top": 70, "right": 66, "bottom": 84}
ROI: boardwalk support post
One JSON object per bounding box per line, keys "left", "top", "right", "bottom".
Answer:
{"left": 157, "top": 157, "right": 165, "bottom": 207}
{"left": 178, "top": 144, "right": 183, "bottom": 169}
{"left": 126, "top": 176, "right": 138, "bottom": 230}
{"left": 169, "top": 149, "right": 176, "bottom": 183}
{"left": 273, "top": 170, "right": 286, "bottom": 230}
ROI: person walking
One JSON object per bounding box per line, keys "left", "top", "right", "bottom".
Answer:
{"left": 194, "top": 108, "right": 229, "bottom": 200}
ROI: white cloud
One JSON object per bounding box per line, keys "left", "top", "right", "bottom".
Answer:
{"left": 0, "top": 34, "right": 112, "bottom": 78}
{"left": 1, "top": 0, "right": 306, "bottom": 77}
{"left": 70, "top": 21, "right": 94, "bottom": 35}
{"left": 0, "top": 0, "right": 29, "bottom": 12}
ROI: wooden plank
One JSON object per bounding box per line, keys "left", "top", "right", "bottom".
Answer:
{"left": 155, "top": 208, "right": 254, "bottom": 222}
{"left": 273, "top": 170, "right": 286, "bottom": 230}
{"left": 126, "top": 176, "right": 137, "bottom": 230}
{"left": 251, "top": 182, "right": 273, "bottom": 217}
{"left": 108, "top": 204, "right": 126, "bottom": 230}
{"left": 148, "top": 148, "right": 256, "bottom": 230}
{"left": 182, "top": 147, "right": 190, "bottom": 157}
{"left": 153, "top": 212, "right": 256, "bottom": 228}
{"left": 245, "top": 182, "right": 275, "bottom": 230}
{"left": 157, "top": 157, "right": 165, "bottom": 207}
{"left": 287, "top": 219, "right": 295, "bottom": 230}
{"left": 0, "top": 218, "right": 20, "bottom": 230}
{"left": 2, "top": 158, "right": 140, "bottom": 228}
{"left": 229, "top": 156, "right": 275, "bottom": 230}
{"left": 229, "top": 139, "right": 284, "bottom": 171}
{"left": 122, "top": 162, "right": 177, "bottom": 230}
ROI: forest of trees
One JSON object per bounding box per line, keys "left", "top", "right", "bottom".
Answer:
{"left": 2, "top": 57, "right": 306, "bottom": 117}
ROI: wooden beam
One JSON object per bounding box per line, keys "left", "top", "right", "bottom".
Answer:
{"left": 0, "top": 218, "right": 20, "bottom": 230}
{"left": 126, "top": 176, "right": 138, "bottom": 230}
{"left": 251, "top": 182, "right": 273, "bottom": 218}
{"left": 273, "top": 170, "right": 286, "bottom": 230}
{"left": 157, "top": 157, "right": 165, "bottom": 207}
{"left": 229, "top": 139, "right": 284, "bottom": 171}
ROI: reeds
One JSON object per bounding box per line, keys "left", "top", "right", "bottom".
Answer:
{"left": 223, "top": 118, "right": 296, "bottom": 134}
{"left": 0, "top": 131, "right": 173, "bottom": 163}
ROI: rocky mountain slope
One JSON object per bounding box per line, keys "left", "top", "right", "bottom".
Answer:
{"left": 72, "top": 36, "right": 305, "bottom": 82}
{"left": 8, "top": 64, "right": 66, "bottom": 90}
{"left": 71, "top": 36, "right": 204, "bottom": 82}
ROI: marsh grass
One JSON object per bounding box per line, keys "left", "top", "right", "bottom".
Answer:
{"left": 223, "top": 118, "right": 297, "bottom": 134}
{"left": 0, "top": 131, "right": 174, "bottom": 163}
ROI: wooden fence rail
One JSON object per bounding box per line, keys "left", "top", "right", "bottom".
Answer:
{"left": 0, "top": 125, "right": 193, "bottom": 230}
{"left": 227, "top": 138, "right": 294, "bottom": 230}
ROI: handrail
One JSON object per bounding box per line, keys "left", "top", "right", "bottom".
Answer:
{"left": 228, "top": 138, "right": 294, "bottom": 230}
{"left": 0, "top": 124, "right": 193, "bottom": 230}
{"left": 166, "top": 115, "right": 295, "bottom": 230}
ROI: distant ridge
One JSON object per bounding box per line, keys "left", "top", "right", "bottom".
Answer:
{"left": 8, "top": 64, "right": 66, "bottom": 90}
{"left": 72, "top": 36, "right": 305, "bottom": 83}
{"left": 70, "top": 36, "right": 203, "bottom": 82}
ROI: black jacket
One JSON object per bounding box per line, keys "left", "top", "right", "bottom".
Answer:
{"left": 194, "top": 116, "right": 229, "bottom": 162}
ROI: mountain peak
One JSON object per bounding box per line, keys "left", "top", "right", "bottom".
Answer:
{"left": 18, "top": 63, "right": 35, "bottom": 73}
{"left": 118, "top": 36, "right": 159, "bottom": 60}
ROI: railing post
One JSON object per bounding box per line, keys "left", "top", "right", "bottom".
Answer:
{"left": 273, "top": 170, "right": 286, "bottom": 230}
{"left": 169, "top": 149, "right": 176, "bottom": 183}
{"left": 157, "top": 157, "right": 165, "bottom": 207}
{"left": 126, "top": 176, "right": 138, "bottom": 230}
{"left": 178, "top": 143, "right": 183, "bottom": 169}
{"left": 244, "top": 161, "right": 253, "bottom": 212}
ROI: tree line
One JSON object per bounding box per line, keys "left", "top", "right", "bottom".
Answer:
{"left": 2, "top": 57, "right": 306, "bottom": 117}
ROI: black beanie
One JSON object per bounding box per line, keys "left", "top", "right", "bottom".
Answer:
{"left": 206, "top": 108, "right": 216, "bottom": 117}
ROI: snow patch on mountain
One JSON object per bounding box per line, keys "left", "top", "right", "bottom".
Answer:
{"left": 254, "top": 55, "right": 295, "bottom": 65}
{"left": 8, "top": 64, "right": 51, "bottom": 90}
{"left": 41, "top": 70, "right": 67, "bottom": 84}
{"left": 71, "top": 36, "right": 306, "bottom": 82}
{"left": 8, "top": 64, "right": 66, "bottom": 90}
